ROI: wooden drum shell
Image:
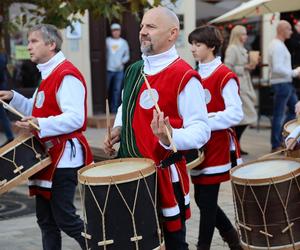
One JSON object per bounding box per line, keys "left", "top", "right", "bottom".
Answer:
{"left": 231, "top": 157, "right": 300, "bottom": 250}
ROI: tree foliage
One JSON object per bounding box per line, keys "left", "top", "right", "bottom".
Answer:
{"left": 0, "top": 0, "right": 177, "bottom": 50}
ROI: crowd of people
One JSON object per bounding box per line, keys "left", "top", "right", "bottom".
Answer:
{"left": 1, "top": 5, "right": 300, "bottom": 250}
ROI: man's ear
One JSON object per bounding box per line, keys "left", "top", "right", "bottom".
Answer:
{"left": 49, "top": 42, "right": 57, "bottom": 52}
{"left": 169, "top": 27, "right": 179, "bottom": 42}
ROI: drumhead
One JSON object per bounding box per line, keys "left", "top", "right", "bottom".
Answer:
{"left": 82, "top": 161, "right": 151, "bottom": 177}
{"left": 231, "top": 158, "right": 300, "bottom": 184}
{"left": 284, "top": 119, "right": 299, "bottom": 134}
{"left": 78, "top": 158, "right": 156, "bottom": 185}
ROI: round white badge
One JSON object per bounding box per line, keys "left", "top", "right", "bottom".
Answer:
{"left": 35, "top": 91, "right": 45, "bottom": 108}
{"left": 139, "top": 88, "right": 159, "bottom": 109}
{"left": 204, "top": 89, "right": 211, "bottom": 104}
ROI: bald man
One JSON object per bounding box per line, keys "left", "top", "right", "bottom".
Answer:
{"left": 268, "top": 20, "right": 300, "bottom": 152}
{"left": 104, "top": 6, "right": 210, "bottom": 250}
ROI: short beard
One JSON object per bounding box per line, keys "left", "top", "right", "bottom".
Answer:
{"left": 140, "top": 43, "right": 153, "bottom": 56}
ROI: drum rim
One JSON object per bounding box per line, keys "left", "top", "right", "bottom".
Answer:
{"left": 0, "top": 133, "right": 34, "bottom": 156}
{"left": 240, "top": 239, "right": 300, "bottom": 250}
{"left": 78, "top": 158, "right": 156, "bottom": 185}
{"left": 0, "top": 157, "right": 51, "bottom": 195}
{"left": 230, "top": 157, "right": 300, "bottom": 185}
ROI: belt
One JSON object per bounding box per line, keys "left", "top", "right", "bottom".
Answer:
{"left": 44, "top": 138, "right": 62, "bottom": 151}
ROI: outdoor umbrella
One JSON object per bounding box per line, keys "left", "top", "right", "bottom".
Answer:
{"left": 209, "top": 0, "right": 300, "bottom": 23}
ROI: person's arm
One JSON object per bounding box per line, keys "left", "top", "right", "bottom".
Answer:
{"left": 122, "top": 41, "right": 130, "bottom": 65}
{"left": 208, "top": 79, "right": 243, "bottom": 131}
{"left": 285, "top": 126, "right": 300, "bottom": 150}
{"left": 36, "top": 75, "right": 85, "bottom": 138}
{"left": 9, "top": 90, "right": 36, "bottom": 116}
{"left": 113, "top": 104, "right": 122, "bottom": 128}
{"left": 159, "top": 77, "right": 211, "bottom": 150}
{"left": 271, "top": 42, "right": 298, "bottom": 78}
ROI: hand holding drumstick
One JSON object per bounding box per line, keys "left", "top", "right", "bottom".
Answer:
{"left": 103, "top": 99, "right": 120, "bottom": 156}
{"left": 0, "top": 90, "right": 40, "bottom": 131}
{"left": 143, "top": 74, "right": 177, "bottom": 152}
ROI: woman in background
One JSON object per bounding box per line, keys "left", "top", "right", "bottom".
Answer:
{"left": 224, "top": 25, "right": 257, "bottom": 155}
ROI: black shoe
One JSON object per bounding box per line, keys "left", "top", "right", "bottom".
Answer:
{"left": 240, "top": 149, "right": 248, "bottom": 155}
{"left": 0, "top": 138, "right": 14, "bottom": 147}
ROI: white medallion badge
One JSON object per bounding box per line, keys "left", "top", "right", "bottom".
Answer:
{"left": 35, "top": 91, "right": 45, "bottom": 108}
{"left": 139, "top": 88, "right": 159, "bottom": 109}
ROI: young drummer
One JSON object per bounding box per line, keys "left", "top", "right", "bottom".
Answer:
{"left": 188, "top": 25, "right": 243, "bottom": 250}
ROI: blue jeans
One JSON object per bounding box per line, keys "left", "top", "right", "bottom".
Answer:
{"left": 36, "top": 167, "right": 85, "bottom": 250}
{"left": 271, "top": 82, "right": 298, "bottom": 149}
{"left": 106, "top": 70, "right": 124, "bottom": 113}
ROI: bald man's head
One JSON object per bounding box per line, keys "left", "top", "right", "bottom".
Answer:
{"left": 144, "top": 6, "right": 180, "bottom": 30}
{"left": 277, "top": 20, "right": 292, "bottom": 41}
{"left": 139, "top": 6, "right": 180, "bottom": 55}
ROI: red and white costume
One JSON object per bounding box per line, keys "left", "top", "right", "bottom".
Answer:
{"left": 115, "top": 46, "right": 210, "bottom": 231}
{"left": 10, "top": 51, "right": 93, "bottom": 198}
{"left": 190, "top": 57, "right": 243, "bottom": 185}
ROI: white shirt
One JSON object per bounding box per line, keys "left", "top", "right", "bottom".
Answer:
{"left": 268, "top": 38, "right": 298, "bottom": 84}
{"left": 198, "top": 57, "right": 243, "bottom": 131}
{"left": 10, "top": 51, "right": 85, "bottom": 168}
{"left": 114, "top": 45, "right": 211, "bottom": 181}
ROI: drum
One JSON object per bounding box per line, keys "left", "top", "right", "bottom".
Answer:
{"left": 185, "top": 149, "right": 205, "bottom": 170}
{"left": 231, "top": 157, "right": 300, "bottom": 250}
{"left": 283, "top": 119, "right": 300, "bottom": 158}
{"left": 78, "top": 158, "right": 164, "bottom": 250}
{"left": 0, "top": 133, "right": 51, "bottom": 195}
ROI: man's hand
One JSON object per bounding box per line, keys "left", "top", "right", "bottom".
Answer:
{"left": 295, "top": 66, "right": 300, "bottom": 78}
{"left": 0, "top": 90, "right": 14, "bottom": 101}
{"left": 150, "top": 109, "right": 172, "bottom": 146}
{"left": 15, "top": 116, "right": 39, "bottom": 131}
{"left": 103, "top": 126, "right": 121, "bottom": 156}
{"left": 245, "top": 63, "right": 256, "bottom": 71}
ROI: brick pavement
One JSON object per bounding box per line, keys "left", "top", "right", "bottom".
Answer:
{"left": 0, "top": 125, "right": 271, "bottom": 250}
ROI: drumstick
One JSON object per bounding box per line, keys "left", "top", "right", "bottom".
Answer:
{"left": 0, "top": 99, "right": 40, "bottom": 131}
{"left": 105, "top": 99, "right": 111, "bottom": 141}
{"left": 261, "top": 131, "right": 300, "bottom": 159}
{"left": 258, "top": 148, "right": 288, "bottom": 160}
{"left": 142, "top": 73, "right": 177, "bottom": 153}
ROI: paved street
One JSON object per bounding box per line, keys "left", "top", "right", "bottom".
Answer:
{"left": 0, "top": 123, "right": 271, "bottom": 250}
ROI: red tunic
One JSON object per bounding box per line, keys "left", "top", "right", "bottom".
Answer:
{"left": 30, "top": 60, "right": 93, "bottom": 199}
{"left": 132, "top": 58, "right": 201, "bottom": 231}
{"left": 191, "top": 64, "right": 239, "bottom": 185}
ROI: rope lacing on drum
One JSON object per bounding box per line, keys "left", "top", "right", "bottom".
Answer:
{"left": 86, "top": 179, "right": 114, "bottom": 249}
{"left": 113, "top": 175, "right": 142, "bottom": 250}
{"left": 232, "top": 181, "right": 251, "bottom": 246}
{"left": 271, "top": 176, "right": 296, "bottom": 249}
{"left": 0, "top": 146, "right": 23, "bottom": 176}
{"left": 79, "top": 182, "right": 91, "bottom": 250}
{"left": 248, "top": 180, "right": 273, "bottom": 248}
{"left": 140, "top": 170, "right": 163, "bottom": 247}
{"left": 22, "top": 137, "right": 44, "bottom": 161}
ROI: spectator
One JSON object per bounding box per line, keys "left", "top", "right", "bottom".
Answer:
{"left": 268, "top": 20, "right": 300, "bottom": 152}
{"left": 106, "top": 23, "right": 130, "bottom": 113}
{"left": 286, "top": 20, "right": 300, "bottom": 69}
{"left": 224, "top": 25, "right": 257, "bottom": 155}
{"left": 0, "top": 51, "right": 14, "bottom": 146}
